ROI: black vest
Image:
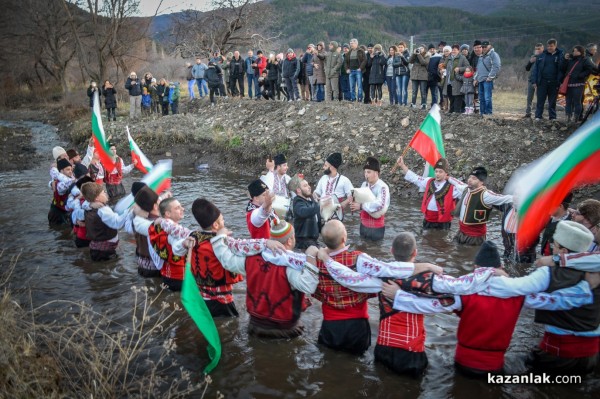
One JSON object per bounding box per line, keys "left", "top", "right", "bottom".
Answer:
{"left": 534, "top": 267, "right": 600, "bottom": 332}
{"left": 85, "top": 208, "right": 118, "bottom": 242}
{"left": 462, "top": 187, "right": 492, "bottom": 225}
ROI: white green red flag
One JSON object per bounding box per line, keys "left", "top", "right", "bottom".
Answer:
{"left": 114, "top": 159, "right": 172, "bottom": 214}
{"left": 408, "top": 104, "right": 445, "bottom": 177}
{"left": 508, "top": 116, "right": 600, "bottom": 251}
{"left": 126, "top": 126, "right": 153, "bottom": 174}
{"left": 91, "top": 91, "right": 116, "bottom": 170}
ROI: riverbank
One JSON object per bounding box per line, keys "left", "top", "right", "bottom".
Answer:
{"left": 2, "top": 98, "right": 599, "bottom": 200}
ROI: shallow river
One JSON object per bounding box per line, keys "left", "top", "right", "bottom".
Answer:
{"left": 0, "top": 120, "right": 597, "bottom": 398}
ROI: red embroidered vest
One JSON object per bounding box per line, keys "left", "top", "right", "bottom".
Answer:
{"left": 148, "top": 223, "right": 185, "bottom": 281}
{"left": 377, "top": 294, "right": 425, "bottom": 351}
{"left": 52, "top": 180, "right": 69, "bottom": 211}
{"left": 104, "top": 157, "right": 123, "bottom": 185}
{"left": 314, "top": 250, "right": 375, "bottom": 320}
{"left": 245, "top": 255, "right": 304, "bottom": 329}
{"left": 190, "top": 231, "right": 244, "bottom": 304}
{"left": 455, "top": 294, "right": 525, "bottom": 371}
{"left": 73, "top": 198, "right": 88, "bottom": 240}
{"left": 246, "top": 210, "right": 271, "bottom": 239}
{"left": 420, "top": 179, "right": 455, "bottom": 223}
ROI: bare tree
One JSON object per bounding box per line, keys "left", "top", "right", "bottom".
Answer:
{"left": 172, "top": 0, "right": 275, "bottom": 58}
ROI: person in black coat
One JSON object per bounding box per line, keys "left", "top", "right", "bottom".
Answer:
{"left": 229, "top": 51, "right": 245, "bottom": 97}
{"left": 155, "top": 78, "right": 170, "bottom": 116}
{"left": 561, "top": 45, "right": 595, "bottom": 123}
{"left": 363, "top": 44, "right": 373, "bottom": 104}
{"left": 205, "top": 62, "right": 224, "bottom": 106}
{"left": 367, "top": 44, "right": 387, "bottom": 105}
{"left": 265, "top": 56, "right": 279, "bottom": 100}
{"left": 101, "top": 80, "right": 117, "bottom": 121}
{"left": 125, "top": 72, "right": 142, "bottom": 120}
{"left": 87, "top": 81, "right": 101, "bottom": 109}
{"left": 289, "top": 176, "right": 321, "bottom": 250}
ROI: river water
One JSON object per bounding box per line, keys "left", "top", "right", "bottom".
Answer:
{"left": 0, "top": 120, "right": 597, "bottom": 398}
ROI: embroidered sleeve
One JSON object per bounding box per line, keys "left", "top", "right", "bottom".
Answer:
{"left": 482, "top": 190, "right": 513, "bottom": 206}
{"left": 261, "top": 250, "right": 306, "bottom": 271}
{"left": 158, "top": 219, "right": 191, "bottom": 239}
{"left": 393, "top": 290, "right": 462, "bottom": 313}
{"left": 325, "top": 258, "right": 382, "bottom": 293}
{"left": 223, "top": 236, "right": 267, "bottom": 255}
{"left": 523, "top": 281, "right": 593, "bottom": 310}
{"left": 210, "top": 236, "right": 248, "bottom": 275}
{"left": 287, "top": 265, "right": 319, "bottom": 294}
{"left": 560, "top": 253, "right": 600, "bottom": 272}
{"left": 356, "top": 253, "right": 415, "bottom": 278}
{"left": 432, "top": 267, "right": 496, "bottom": 295}
{"left": 122, "top": 161, "right": 135, "bottom": 175}
{"left": 361, "top": 184, "right": 389, "bottom": 214}
{"left": 448, "top": 176, "right": 467, "bottom": 194}
{"left": 404, "top": 170, "right": 429, "bottom": 191}
{"left": 250, "top": 206, "right": 270, "bottom": 228}
{"left": 481, "top": 267, "right": 551, "bottom": 298}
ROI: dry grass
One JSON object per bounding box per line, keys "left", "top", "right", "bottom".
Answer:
{"left": 0, "top": 251, "right": 211, "bottom": 398}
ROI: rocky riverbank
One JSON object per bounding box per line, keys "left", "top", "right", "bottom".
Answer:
{"left": 3, "top": 99, "right": 599, "bottom": 200}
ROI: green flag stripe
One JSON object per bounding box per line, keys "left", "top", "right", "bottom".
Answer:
{"left": 419, "top": 114, "right": 445, "bottom": 157}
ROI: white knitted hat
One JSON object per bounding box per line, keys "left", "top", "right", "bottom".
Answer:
{"left": 553, "top": 220, "right": 594, "bottom": 253}
{"left": 52, "top": 146, "right": 67, "bottom": 160}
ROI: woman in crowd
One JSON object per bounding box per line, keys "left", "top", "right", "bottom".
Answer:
{"left": 562, "top": 45, "right": 595, "bottom": 123}
{"left": 101, "top": 80, "right": 117, "bottom": 121}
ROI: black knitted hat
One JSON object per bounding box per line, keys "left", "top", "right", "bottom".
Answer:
{"left": 474, "top": 241, "right": 502, "bottom": 268}
{"left": 192, "top": 198, "right": 221, "bottom": 230}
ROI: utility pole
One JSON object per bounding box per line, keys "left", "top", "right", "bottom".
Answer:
{"left": 409, "top": 35, "right": 414, "bottom": 54}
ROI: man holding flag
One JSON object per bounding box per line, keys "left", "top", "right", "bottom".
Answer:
{"left": 396, "top": 156, "right": 460, "bottom": 229}
{"left": 449, "top": 167, "right": 513, "bottom": 245}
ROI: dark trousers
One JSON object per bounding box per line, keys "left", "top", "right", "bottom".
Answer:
{"left": 170, "top": 100, "right": 178, "bottom": 115}
{"left": 360, "top": 224, "right": 385, "bottom": 241}
{"left": 209, "top": 86, "right": 219, "bottom": 104}
{"left": 162, "top": 277, "right": 182, "bottom": 291}
{"left": 161, "top": 102, "right": 169, "bottom": 116}
{"left": 230, "top": 75, "right": 244, "bottom": 97}
{"left": 448, "top": 85, "right": 464, "bottom": 113}
{"left": 411, "top": 80, "right": 428, "bottom": 105}
{"left": 318, "top": 318, "right": 371, "bottom": 355}
{"left": 106, "top": 107, "right": 116, "bottom": 121}
{"left": 535, "top": 80, "right": 559, "bottom": 119}
{"left": 374, "top": 344, "right": 428, "bottom": 378}
{"left": 427, "top": 81, "right": 439, "bottom": 105}
{"left": 340, "top": 74, "right": 351, "bottom": 100}
{"left": 565, "top": 86, "right": 585, "bottom": 119}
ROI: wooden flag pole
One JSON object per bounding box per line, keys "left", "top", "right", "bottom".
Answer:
{"left": 390, "top": 144, "right": 412, "bottom": 174}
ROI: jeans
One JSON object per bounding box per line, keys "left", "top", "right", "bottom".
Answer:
{"left": 106, "top": 107, "right": 116, "bottom": 120}
{"left": 526, "top": 80, "right": 536, "bottom": 115}
{"left": 170, "top": 100, "right": 178, "bottom": 114}
{"left": 315, "top": 84, "right": 325, "bottom": 102}
{"left": 535, "top": 80, "right": 558, "bottom": 119}
{"left": 247, "top": 74, "right": 258, "bottom": 98}
{"left": 195, "top": 78, "right": 208, "bottom": 97}
{"left": 386, "top": 76, "right": 397, "bottom": 104}
{"left": 396, "top": 75, "right": 409, "bottom": 105}
{"left": 326, "top": 76, "right": 339, "bottom": 101}
{"left": 340, "top": 74, "right": 351, "bottom": 100}
{"left": 349, "top": 69, "right": 363, "bottom": 101}
{"left": 411, "top": 80, "right": 428, "bottom": 105}
{"left": 478, "top": 80, "right": 494, "bottom": 115}
{"left": 565, "top": 85, "right": 585, "bottom": 118}
{"left": 187, "top": 79, "right": 195, "bottom": 99}
{"left": 284, "top": 77, "right": 299, "bottom": 100}
{"left": 427, "top": 80, "right": 439, "bottom": 106}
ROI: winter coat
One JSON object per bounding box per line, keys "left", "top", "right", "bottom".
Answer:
{"left": 205, "top": 65, "right": 223, "bottom": 88}
{"left": 229, "top": 57, "right": 245, "bottom": 78}
{"left": 149, "top": 85, "right": 158, "bottom": 103}
{"left": 324, "top": 42, "right": 343, "bottom": 79}
{"left": 442, "top": 54, "right": 470, "bottom": 96}
{"left": 254, "top": 55, "right": 267, "bottom": 76}
{"left": 266, "top": 60, "right": 279, "bottom": 81}
{"left": 344, "top": 47, "right": 367, "bottom": 73}
{"left": 561, "top": 55, "right": 595, "bottom": 85}
{"left": 282, "top": 56, "right": 300, "bottom": 79}
{"left": 168, "top": 82, "right": 180, "bottom": 103}
{"left": 456, "top": 74, "right": 475, "bottom": 94}
{"left": 156, "top": 83, "right": 169, "bottom": 103}
{"left": 191, "top": 63, "right": 208, "bottom": 79}
{"left": 245, "top": 56, "right": 257, "bottom": 75}
{"left": 298, "top": 59, "right": 307, "bottom": 85}
{"left": 185, "top": 65, "right": 194, "bottom": 81}
{"left": 87, "top": 86, "right": 101, "bottom": 107}
{"left": 367, "top": 52, "right": 387, "bottom": 84}
{"left": 302, "top": 52, "right": 314, "bottom": 76}
{"left": 219, "top": 58, "right": 230, "bottom": 82}
{"left": 313, "top": 50, "right": 326, "bottom": 84}
{"left": 292, "top": 196, "right": 321, "bottom": 241}
{"left": 475, "top": 48, "right": 502, "bottom": 82}
{"left": 125, "top": 77, "right": 142, "bottom": 96}
{"left": 101, "top": 86, "right": 117, "bottom": 108}
{"left": 396, "top": 50, "right": 410, "bottom": 76}
{"left": 409, "top": 51, "right": 430, "bottom": 81}
{"left": 427, "top": 53, "right": 443, "bottom": 83}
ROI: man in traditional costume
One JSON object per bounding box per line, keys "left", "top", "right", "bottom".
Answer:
{"left": 313, "top": 152, "right": 353, "bottom": 220}
{"left": 104, "top": 142, "right": 136, "bottom": 200}
{"left": 449, "top": 166, "right": 512, "bottom": 245}
{"left": 48, "top": 158, "right": 76, "bottom": 225}
{"left": 350, "top": 156, "right": 390, "bottom": 241}
{"left": 540, "top": 193, "right": 573, "bottom": 256}
{"left": 130, "top": 186, "right": 164, "bottom": 277}
{"left": 246, "top": 179, "right": 277, "bottom": 239}
{"left": 396, "top": 156, "right": 460, "bottom": 229}
{"left": 212, "top": 220, "right": 319, "bottom": 338}
{"left": 261, "top": 154, "right": 291, "bottom": 198}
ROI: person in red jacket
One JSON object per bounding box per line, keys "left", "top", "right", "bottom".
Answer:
{"left": 396, "top": 156, "right": 461, "bottom": 229}
{"left": 246, "top": 179, "right": 277, "bottom": 239}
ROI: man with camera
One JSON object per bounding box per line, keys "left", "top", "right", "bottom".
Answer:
{"left": 409, "top": 45, "right": 430, "bottom": 109}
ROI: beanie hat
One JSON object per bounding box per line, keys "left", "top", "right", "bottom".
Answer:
{"left": 81, "top": 182, "right": 104, "bottom": 202}
{"left": 134, "top": 186, "right": 159, "bottom": 213}
{"left": 373, "top": 44, "right": 383, "bottom": 52}
{"left": 287, "top": 48, "right": 294, "bottom": 54}
{"left": 474, "top": 241, "right": 502, "bottom": 268}
{"left": 553, "top": 220, "right": 594, "bottom": 252}
{"left": 131, "top": 181, "right": 147, "bottom": 197}
{"left": 473, "top": 40, "right": 482, "bottom": 46}
{"left": 470, "top": 166, "right": 488, "bottom": 182}
{"left": 76, "top": 175, "right": 93, "bottom": 190}
{"left": 52, "top": 146, "right": 67, "bottom": 160}
{"left": 270, "top": 220, "right": 293, "bottom": 244}
{"left": 438, "top": 41, "right": 447, "bottom": 47}
{"left": 73, "top": 163, "right": 88, "bottom": 179}
{"left": 274, "top": 153, "right": 287, "bottom": 167}
{"left": 428, "top": 44, "right": 436, "bottom": 50}
{"left": 577, "top": 199, "right": 600, "bottom": 227}
{"left": 248, "top": 179, "right": 268, "bottom": 198}
{"left": 57, "top": 158, "right": 72, "bottom": 171}
{"left": 460, "top": 44, "right": 470, "bottom": 52}
{"left": 443, "top": 45, "right": 452, "bottom": 52}
{"left": 192, "top": 198, "right": 221, "bottom": 230}
{"left": 368, "top": 43, "right": 374, "bottom": 48}
{"left": 342, "top": 43, "right": 350, "bottom": 49}
{"left": 66, "top": 149, "right": 79, "bottom": 160}
{"left": 363, "top": 156, "right": 380, "bottom": 173}
{"left": 481, "top": 40, "right": 490, "bottom": 47}
{"left": 326, "top": 152, "right": 343, "bottom": 169}
{"left": 433, "top": 158, "right": 449, "bottom": 173}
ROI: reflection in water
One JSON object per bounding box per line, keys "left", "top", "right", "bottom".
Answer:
{"left": 0, "top": 120, "right": 597, "bottom": 398}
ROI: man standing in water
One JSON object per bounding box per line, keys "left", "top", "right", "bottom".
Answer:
{"left": 261, "top": 154, "right": 291, "bottom": 198}
{"left": 313, "top": 152, "right": 353, "bottom": 221}
{"left": 246, "top": 179, "right": 277, "bottom": 239}
{"left": 351, "top": 156, "right": 390, "bottom": 240}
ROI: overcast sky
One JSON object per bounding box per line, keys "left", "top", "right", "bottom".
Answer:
{"left": 137, "top": 0, "right": 213, "bottom": 16}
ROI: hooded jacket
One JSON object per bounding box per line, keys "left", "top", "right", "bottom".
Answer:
{"left": 325, "top": 41, "right": 344, "bottom": 79}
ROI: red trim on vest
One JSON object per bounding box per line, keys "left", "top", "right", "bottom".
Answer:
{"left": 459, "top": 221, "right": 487, "bottom": 237}
{"left": 377, "top": 311, "right": 425, "bottom": 352}
{"left": 421, "top": 180, "right": 455, "bottom": 223}
{"left": 104, "top": 157, "right": 123, "bottom": 185}
{"left": 148, "top": 224, "right": 185, "bottom": 281}
{"left": 52, "top": 179, "right": 69, "bottom": 211}
{"left": 314, "top": 250, "right": 375, "bottom": 321}
{"left": 455, "top": 294, "right": 524, "bottom": 371}
{"left": 246, "top": 210, "right": 271, "bottom": 239}
{"left": 245, "top": 255, "right": 304, "bottom": 328}
{"left": 360, "top": 210, "right": 385, "bottom": 228}
{"left": 539, "top": 332, "right": 600, "bottom": 359}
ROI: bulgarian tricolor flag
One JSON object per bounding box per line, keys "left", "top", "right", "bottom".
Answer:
{"left": 91, "top": 91, "right": 116, "bottom": 170}
{"left": 114, "top": 159, "right": 172, "bottom": 214}
{"left": 408, "top": 104, "right": 445, "bottom": 177}
{"left": 127, "top": 126, "right": 153, "bottom": 174}
{"left": 508, "top": 116, "right": 600, "bottom": 251}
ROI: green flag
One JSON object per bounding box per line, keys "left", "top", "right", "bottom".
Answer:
{"left": 181, "top": 261, "right": 221, "bottom": 374}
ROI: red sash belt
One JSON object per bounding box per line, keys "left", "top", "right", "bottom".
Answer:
{"left": 459, "top": 221, "right": 486, "bottom": 237}
{"left": 360, "top": 210, "right": 385, "bottom": 228}
{"left": 539, "top": 332, "right": 600, "bottom": 358}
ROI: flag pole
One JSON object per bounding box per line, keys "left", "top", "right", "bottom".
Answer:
{"left": 390, "top": 143, "right": 412, "bottom": 174}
